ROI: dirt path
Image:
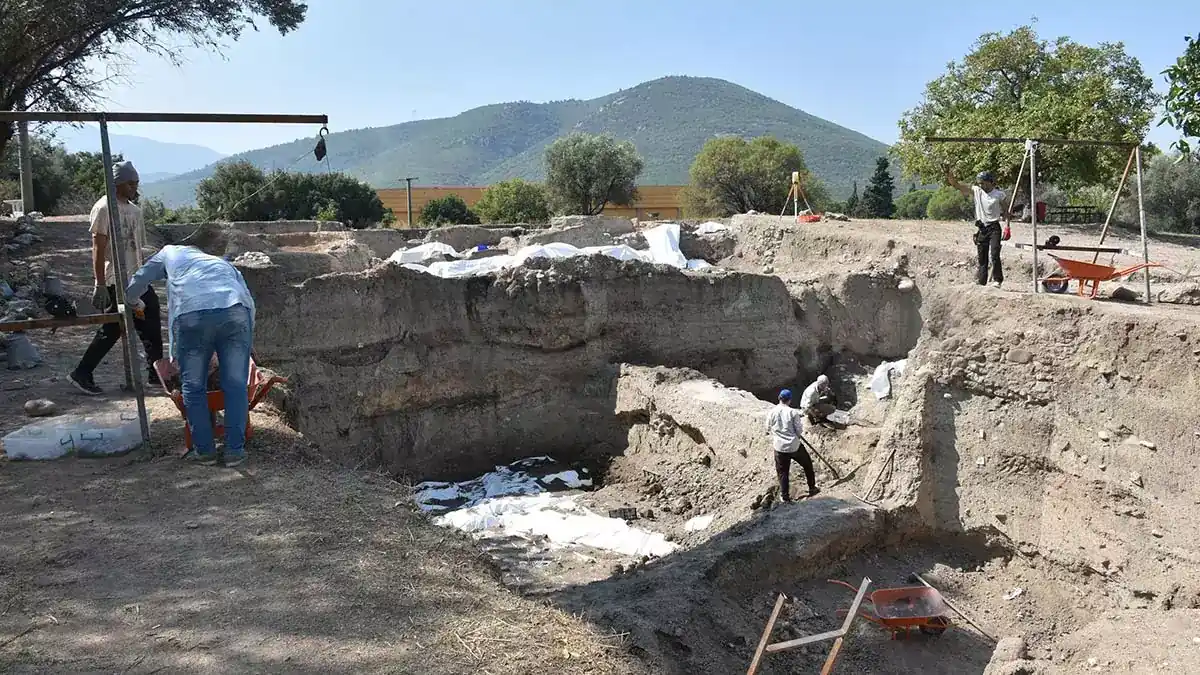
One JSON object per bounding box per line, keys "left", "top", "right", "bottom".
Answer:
{"left": 0, "top": 219, "right": 646, "bottom": 674}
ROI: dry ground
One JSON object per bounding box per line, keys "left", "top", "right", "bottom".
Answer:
{"left": 0, "top": 218, "right": 646, "bottom": 674}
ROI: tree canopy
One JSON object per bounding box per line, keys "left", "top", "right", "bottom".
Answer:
{"left": 0, "top": 0, "right": 308, "bottom": 159}
{"left": 544, "top": 133, "right": 643, "bottom": 215}
{"left": 862, "top": 157, "right": 896, "bottom": 218}
{"left": 1161, "top": 34, "right": 1200, "bottom": 155}
{"left": 196, "top": 161, "right": 388, "bottom": 228}
{"left": 683, "top": 135, "right": 829, "bottom": 217}
{"left": 894, "top": 25, "right": 1159, "bottom": 191}
{"left": 925, "top": 186, "right": 973, "bottom": 221}
{"left": 894, "top": 189, "right": 933, "bottom": 219}
{"left": 418, "top": 194, "right": 479, "bottom": 226}
{"left": 474, "top": 179, "right": 550, "bottom": 224}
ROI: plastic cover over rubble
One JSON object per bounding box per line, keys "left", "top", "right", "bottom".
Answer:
{"left": 387, "top": 223, "right": 713, "bottom": 279}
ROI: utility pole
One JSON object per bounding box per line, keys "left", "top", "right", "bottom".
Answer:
{"left": 402, "top": 177, "right": 418, "bottom": 227}
{"left": 17, "top": 120, "right": 35, "bottom": 214}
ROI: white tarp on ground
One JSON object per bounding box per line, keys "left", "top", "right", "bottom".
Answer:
{"left": 389, "top": 223, "right": 711, "bottom": 279}
{"left": 694, "top": 221, "right": 728, "bottom": 235}
{"left": 413, "top": 456, "right": 677, "bottom": 558}
{"left": 869, "top": 359, "right": 908, "bottom": 400}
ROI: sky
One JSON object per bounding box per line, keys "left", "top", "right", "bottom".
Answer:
{"left": 60, "top": 0, "right": 1196, "bottom": 156}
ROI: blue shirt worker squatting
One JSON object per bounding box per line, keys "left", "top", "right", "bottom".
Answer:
{"left": 125, "top": 245, "right": 257, "bottom": 468}
{"left": 765, "top": 389, "right": 821, "bottom": 503}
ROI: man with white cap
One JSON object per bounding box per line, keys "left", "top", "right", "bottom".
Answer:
{"left": 799, "top": 374, "right": 836, "bottom": 425}
{"left": 68, "top": 160, "right": 163, "bottom": 395}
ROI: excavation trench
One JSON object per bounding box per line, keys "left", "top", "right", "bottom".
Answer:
{"left": 235, "top": 240, "right": 1200, "bottom": 674}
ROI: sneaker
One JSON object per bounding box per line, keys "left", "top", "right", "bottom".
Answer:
{"left": 990, "top": 281, "right": 1002, "bottom": 289}
{"left": 68, "top": 370, "right": 103, "bottom": 396}
{"left": 224, "top": 453, "right": 246, "bottom": 468}
{"left": 808, "top": 487, "right": 822, "bottom": 498}
{"left": 184, "top": 449, "right": 219, "bottom": 465}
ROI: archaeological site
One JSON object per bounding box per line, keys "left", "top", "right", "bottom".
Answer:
{"left": 3, "top": 211, "right": 1200, "bottom": 674}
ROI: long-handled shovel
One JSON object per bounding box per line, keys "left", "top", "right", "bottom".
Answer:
{"left": 798, "top": 434, "right": 841, "bottom": 480}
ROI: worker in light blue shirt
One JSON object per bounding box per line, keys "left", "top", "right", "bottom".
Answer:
{"left": 126, "top": 245, "right": 257, "bottom": 467}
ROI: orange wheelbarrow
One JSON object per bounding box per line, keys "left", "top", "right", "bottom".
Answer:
{"left": 152, "top": 357, "right": 287, "bottom": 457}
{"left": 829, "top": 579, "right": 953, "bottom": 640}
{"left": 1041, "top": 254, "right": 1160, "bottom": 299}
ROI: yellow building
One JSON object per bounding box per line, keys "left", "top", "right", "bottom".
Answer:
{"left": 377, "top": 185, "right": 685, "bottom": 227}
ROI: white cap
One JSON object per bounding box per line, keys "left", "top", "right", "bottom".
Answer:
{"left": 817, "top": 374, "right": 829, "bottom": 384}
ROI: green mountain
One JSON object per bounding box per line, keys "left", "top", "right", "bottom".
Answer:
{"left": 143, "top": 76, "right": 891, "bottom": 208}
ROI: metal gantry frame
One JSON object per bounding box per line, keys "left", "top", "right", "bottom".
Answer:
{"left": 924, "top": 136, "right": 1151, "bottom": 304}
{"left": 0, "top": 111, "right": 328, "bottom": 447}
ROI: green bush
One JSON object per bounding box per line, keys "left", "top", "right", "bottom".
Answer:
{"left": 894, "top": 190, "right": 933, "bottom": 219}
{"left": 926, "top": 186, "right": 973, "bottom": 220}
{"left": 474, "top": 179, "right": 550, "bottom": 223}
{"left": 195, "top": 161, "right": 386, "bottom": 228}
{"left": 419, "top": 194, "right": 479, "bottom": 226}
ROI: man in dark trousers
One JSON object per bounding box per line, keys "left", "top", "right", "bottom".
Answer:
{"left": 68, "top": 160, "right": 163, "bottom": 395}
{"left": 946, "top": 169, "right": 1012, "bottom": 289}
{"left": 766, "top": 389, "right": 820, "bottom": 502}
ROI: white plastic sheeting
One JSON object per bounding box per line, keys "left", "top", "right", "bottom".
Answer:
{"left": 391, "top": 223, "right": 712, "bottom": 279}
{"left": 413, "top": 456, "right": 677, "bottom": 558}
{"left": 694, "top": 221, "right": 729, "bottom": 235}
{"left": 388, "top": 241, "right": 458, "bottom": 264}
{"left": 869, "top": 359, "right": 908, "bottom": 400}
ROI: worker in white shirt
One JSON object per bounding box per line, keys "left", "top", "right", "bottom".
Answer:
{"left": 799, "top": 374, "right": 836, "bottom": 425}
{"left": 765, "top": 389, "right": 820, "bottom": 502}
{"left": 946, "top": 169, "right": 1014, "bottom": 289}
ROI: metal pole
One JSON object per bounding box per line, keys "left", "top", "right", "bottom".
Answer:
{"left": 1134, "top": 146, "right": 1151, "bottom": 304}
{"left": 404, "top": 177, "right": 417, "bottom": 227}
{"left": 0, "top": 111, "right": 327, "bottom": 125}
{"left": 17, "top": 121, "right": 34, "bottom": 214}
{"left": 1028, "top": 140, "right": 1039, "bottom": 294}
{"left": 99, "top": 118, "right": 151, "bottom": 446}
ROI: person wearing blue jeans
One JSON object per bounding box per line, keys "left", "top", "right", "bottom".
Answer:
{"left": 125, "top": 245, "right": 256, "bottom": 467}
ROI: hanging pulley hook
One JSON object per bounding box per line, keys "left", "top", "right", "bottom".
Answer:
{"left": 314, "top": 125, "right": 329, "bottom": 162}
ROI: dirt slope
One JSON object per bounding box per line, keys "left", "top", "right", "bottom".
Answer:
{"left": 0, "top": 218, "right": 647, "bottom": 675}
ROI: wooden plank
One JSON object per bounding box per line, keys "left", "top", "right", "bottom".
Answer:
{"left": 0, "top": 313, "right": 120, "bottom": 333}
{"left": 819, "top": 577, "right": 872, "bottom": 674}
{"left": 820, "top": 636, "right": 846, "bottom": 675}
{"left": 765, "top": 628, "right": 845, "bottom": 653}
{"left": 746, "top": 593, "right": 787, "bottom": 675}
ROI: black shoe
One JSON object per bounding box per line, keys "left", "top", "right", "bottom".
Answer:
{"left": 808, "top": 487, "right": 822, "bottom": 498}
{"left": 144, "top": 373, "right": 162, "bottom": 389}
{"left": 68, "top": 370, "right": 103, "bottom": 396}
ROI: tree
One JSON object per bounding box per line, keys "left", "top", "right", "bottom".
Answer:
{"left": 1139, "top": 153, "right": 1200, "bottom": 233}
{"left": 0, "top": 133, "right": 73, "bottom": 213}
{"left": 843, "top": 182, "right": 859, "bottom": 216}
{"left": 419, "top": 194, "right": 479, "bottom": 226}
{"left": 684, "top": 135, "right": 829, "bottom": 216}
{"left": 474, "top": 179, "right": 550, "bottom": 224}
{"left": 862, "top": 157, "right": 896, "bottom": 218}
{"left": 894, "top": 25, "right": 1160, "bottom": 191}
{"left": 544, "top": 133, "right": 643, "bottom": 215}
{"left": 196, "top": 161, "right": 272, "bottom": 221}
{"left": 1, "top": 1, "right": 307, "bottom": 161}
{"left": 1161, "top": 34, "right": 1200, "bottom": 155}
{"left": 195, "top": 161, "right": 387, "bottom": 227}
{"left": 894, "top": 190, "right": 933, "bottom": 219}
{"left": 925, "top": 186, "right": 973, "bottom": 220}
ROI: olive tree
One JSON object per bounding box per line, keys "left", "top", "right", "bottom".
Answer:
{"left": 544, "top": 133, "right": 643, "bottom": 215}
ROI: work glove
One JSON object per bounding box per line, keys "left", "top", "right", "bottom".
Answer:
{"left": 91, "top": 284, "right": 111, "bottom": 311}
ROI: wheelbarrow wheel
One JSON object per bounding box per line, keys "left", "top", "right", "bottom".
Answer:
{"left": 1042, "top": 275, "right": 1070, "bottom": 294}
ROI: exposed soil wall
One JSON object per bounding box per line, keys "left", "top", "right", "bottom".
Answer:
{"left": 240, "top": 257, "right": 802, "bottom": 479}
